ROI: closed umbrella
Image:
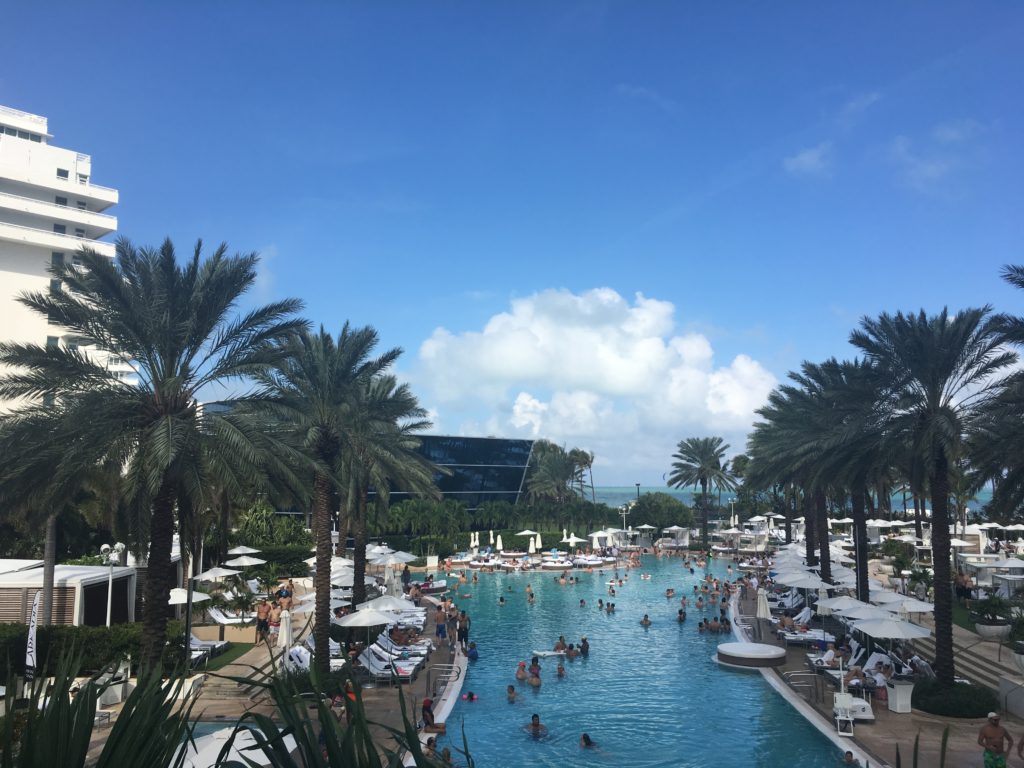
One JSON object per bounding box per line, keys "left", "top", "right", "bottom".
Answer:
{"left": 756, "top": 587, "right": 771, "bottom": 619}
{"left": 276, "top": 609, "right": 293, "bottom": 649}
{"left": 489, "top": 530, "right": 494, "bottom": 545}
{"left": 535, "top": 532, "right": 543, "bottom": 549}
{"left": 528, "top": 537, "right": 537, "bottom": 555}
{"left": 816, "top": 586, "right": 832, "bottom": 617}
{"left": 496, "top": 535, "right": 504, "bottom": 552}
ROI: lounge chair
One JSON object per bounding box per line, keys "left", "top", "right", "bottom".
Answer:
{"left": 369, "top": 643, "right": 426, "bottom": 669}
{"left": 833, "top": 692, "right": 855, "bottom": 736}
{"left": 356, "top": 649, "right": 416, "bottom": 683}
{"left": 304, "top": 634, "right": 344, "bottom": 657}
{"left": 780, "top": 628, "right": 835, "bottom": 646}
{"left": 376, "top": 633, "right": 433, "bottom": 656}
{"left": 207, "top": 607, "right": 253, "bottom": 625}
{"left": 191, "top": 634, "right": 230, "bottom": 656}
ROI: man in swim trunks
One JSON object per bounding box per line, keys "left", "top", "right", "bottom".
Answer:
{"left": 434, "top": 604, "right": 447, "bottom": 641}
{"left": 255, "top": 598, "right": 271, "bottom": 641}
{"left": 527, "top": 713, "right": 547, "bottom": 737}
{"left": 457, "top": 610, "right": 471, "bottom": 652}
{"left": 979, "top": 712, "right": 1012, "bottom": 768}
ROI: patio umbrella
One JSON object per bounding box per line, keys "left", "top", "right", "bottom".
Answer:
{"left": 291, "top": 598, "right": 350, "bottom": 615}
{"left": 989, "top": 558, "right": 1024, "bottom": 569}
{"left": 299, "top": 588, "right": 351, "bottom": 602}
{"left": 775, "top": 572, "right": 826, "bottom": 590}
{"left": 225, "top": 556, "right": 267, "bottom": 567}
{"left": 358, "top": 595, "right": 412, "bottom": 611}
{"left": 528, "top": 537, "right": 537, "bottom": 555}
{"left": 851, "top": 618, "right": 931, "bottom": 640}
{"left": 227, "top": 545, "right": 262, "bottom": 555}
{"left": 816, "top": 586, "right": 832, "bottom": 617}
{"left": 496, "top": 534, "right": 504, "bottom": 552}
{"left": 949, "top": 538, "right": 972, "bottom": 547}
{"left": 869, "top": 591, "right": 908, "bottom": 604}
{"left": 370, "top": 552, "right": 417, "bottom": 567}
{"left": 276, "top": 609, "right": 293, "bottom": 649}
{"left": 816, "top": 596, "right": 870, "bottom": 612}
{"left": 194, "top": 566, "right": 241, "bottom": 581}
{"left": 637, "top": 524, "right": 656, "bottom": 531}
{"left": 837, "top": 604, "right": 895, "bottom": 621}
{"left": 664, "top": 525, "right": 686, "bottom": 533}
{"left": 489, "top": 530, "right": 494, "bottom": 545}
{"left": 168, "top": 588, "right": 211, "bottom": 605}
{"left": 305, "top": 555, "right": 356, "bottom": 567}
{"left": 535, "top": 532, "right": 542, "bottom": 549}
{"left": 516, "top": 529, "right": 539, "bottom": 537}
{"left": 881, "top": 597, "right": 934, "bottom": 614}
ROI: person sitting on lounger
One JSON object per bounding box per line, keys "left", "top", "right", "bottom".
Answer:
{"left": 819, "top": 643, "right": 838, "bottom": 668}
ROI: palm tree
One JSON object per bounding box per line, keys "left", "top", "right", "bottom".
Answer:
{"left": 851, "top": 307, "right": 1015, "bottom": 687}
{"left": 341, "top": 373, "right": 441, "bottom": 606}
{"left": 527, "top": 442, "right": 579, "bottom": 504}
{"left": 0, "top": 239, "right": 303, "bottom": 666}
{"left": 667, "top": 437, "right": 736, "bottom": 548}
{"left": 253, "top": 324, "right": 402, "bottom": 677}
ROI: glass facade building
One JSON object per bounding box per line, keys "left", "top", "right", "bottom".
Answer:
{"left": 389, "top": 435, "right": 535, "bottom": 512}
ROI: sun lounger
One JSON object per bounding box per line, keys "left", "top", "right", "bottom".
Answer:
{"left": 781, "top": 629, "right": 835, "bottom": 645}
{"left": 191, "top": 634, "right": 230, "bottom": 656}
{"left": 287, "top": 644, "right": 347, "bottom": 672}
{"left": 207, "top": 607, "right": 253, "bottom": 625}
{"left": 376, "top": 633, "right": 433, "bottom": 656}
{"left": 356, "top": 648, "right": 416, "bottom": 683}
{"left": 304, "top": 634, "right": 343, "bottom": 657}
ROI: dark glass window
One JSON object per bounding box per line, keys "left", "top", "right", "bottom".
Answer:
{"left": 55, "top": 196, "right": 68, "bottom": 206}
{"left": 51, "top": 252, "right": 64, "bottom": 268}
{"left": 46, "top": 336, "right": 59, "bottom": 349}
{"left": 49, "top": 279, "right": 61, "bottom": 295}
{"left": 56, "top": 168, "right": 69, "bottom": 180}
{"left": 53, "top": 223, "right": 66, "bottom": 234}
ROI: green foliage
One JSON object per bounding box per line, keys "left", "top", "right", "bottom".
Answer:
{"left": 881, "top": 540, "right": 915, "bottom": 573}
{"left": 912, "top": 678, "right": 998, "bottom": 718}
{"left": 0, "top": 621, "right": 184, "bottom": 679}
{"left": 971, "top": 593, "right": 1011, "bottom": 624}
{"left": 631, "top": 492, "right": 693, "bottom": 528}
{"left": 62, "top": 554, "right": 106, "bottom": 566}
{"left": 248, "top": 545, "right": 311, "bottom": 580}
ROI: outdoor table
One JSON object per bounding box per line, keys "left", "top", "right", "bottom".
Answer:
{"left": 887, "top": 680, "right": 914, "bottom": 713}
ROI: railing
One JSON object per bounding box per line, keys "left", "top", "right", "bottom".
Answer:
{"left": 0, "top": 105, "right": 47, "bottom": 125}
{"left": 782, "top": 670, "right": 824, "bottom": 704}
{"left": 81, "top": 180, "right": 117, "bottom": 195}
{"left": 425, "top": 663, "right": 461, "bottom": 699}
{"left": 0, "top": 190, "right": 116, "bottom": 222}
{"left": 0, "top": 219, "right": 115, "bottom": 249}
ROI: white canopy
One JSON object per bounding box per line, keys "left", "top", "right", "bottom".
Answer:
{"left": 224, "top": 556, "right": 266, "bottom": 567}
{"left": 168, "top": 588, "right": 210, "bottom": 605}
{"left": 194, "top": 566, "right": 240, "bottom": 580}
{"left": 333, "top": 608, "right": 395, "bottom": 628}
{"left": 851, "top": 618, "right": 931, "bottom": 639}
{"left": 515, "top": 529, "right": 539, "bottom": 536}
{"left": 636, "top": 524, "right": 657, "bottom": 530}
{"left": 226, "top": 545, "right": 262, "bottom": 555}
{"left": 358, "top": 595, "right": 413, "bottom": 612}
{"left": 837, "top": 604, "right": 896, "bottom": 621}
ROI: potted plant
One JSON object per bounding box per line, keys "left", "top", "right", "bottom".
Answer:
{"left": 1009, "top": 614, "right": 1024, "bottom": 675}
{"left": 972, "top": 592, "right": 1012, "bottom": 641}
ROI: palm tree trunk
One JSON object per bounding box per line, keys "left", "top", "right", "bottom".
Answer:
{"left": 42, "top": 512, "right": 57, "bottom": 625}
{"left": 803, "top": 488, "right": 817, "bottom": 566}
{"left": 141, "top": 481, "right": 176, "bottom": 670}
{"left": 312, "top": 471, "right": 332, "bottom": 679}
{"left": 352, "top": 486, "right": 369, "bottom": 606}
{"left": 851, "top": 488, "right": 869, "bottom": 602}
{"left": 814, "top": 489, "right": 831, "bottom": 583}
{"left": 930, "top": 453, "right": 955, "bottom": 688}
{"left": 912, "top": 492, "right": 923, "bottom": 540}
{"left": 700, "top": 479, "right": 709, "bottom": 549}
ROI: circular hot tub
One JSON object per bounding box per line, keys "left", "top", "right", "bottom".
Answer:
{"left": 715, "top": 642, "right": 787, "bottom": 670}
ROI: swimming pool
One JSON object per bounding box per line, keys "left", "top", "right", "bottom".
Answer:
{"left": 437, "top": 555, "right": 839, "bottom": 767}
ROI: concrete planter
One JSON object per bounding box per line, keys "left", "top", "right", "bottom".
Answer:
{"left": 1012, "top": 649, "right": 1024, "bottom": 677}
{"left": 976, "top": 621, "right": 1011, "bottom": 641}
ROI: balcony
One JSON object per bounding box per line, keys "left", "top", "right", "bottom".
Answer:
{"left": 0, "top": 165, "right": 118, "bottom": 210}
{"left": 0, "top": 191, "right": 116, "bottom": 235}
{"left": 0, "top": 220, "right": 115, "bottom": 258}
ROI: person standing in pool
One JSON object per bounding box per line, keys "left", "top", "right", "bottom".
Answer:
{"left": 507, "top": 684, "right": 517, "bottom": 702}
{"left": 515, "top": 661, "right": 528, "bottom": 680}
{"left": 579, "top": 636, "right": 589, "bottom": 656}
{"left": 527, "top": 713, "right": 548, "bottom": 737}
{"left": 457, "top": 610, "right": 471, "bottom": 652}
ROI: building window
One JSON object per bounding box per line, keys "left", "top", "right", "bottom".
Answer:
{"left": 30, "top": 134, "right": 41, "bottom": 143}
{"left": 3, "top": 127, "right": 15, "bottom": 136}
{"left": 43, "top": 393, "right": 55, "bottom": 408}
{"left": 46, "top": 336, "right": 59, "bottom": 349}
{"left": 76, "top": 200, "right": 87, "bottom": 210}
{"left": 56, "top": 168, "right": 69, "bottom": 180}
{"left": 77, "top": 174, "right": 89, "bottom": 184}
{"left": 49, "top": 279, "right": 61, "bottom": 295}
{"left": 74, "top": 228, "right": 86, "bottom": 238}
{"left": 51, "top": 252, "right": 64, "bottom": 268}
{"left": 53, "top": 223, "right": 66, "bottom": 234}
{"left": 17, "top": 130, "right": 29, "bottom": 139}
{"left": 55, "top": 196, "right": 68, "bottom": 206}
{"left": 48, "top": 313, "right": 58, "bottom": 325}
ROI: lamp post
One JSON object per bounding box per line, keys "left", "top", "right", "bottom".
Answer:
{"left": 100, "top": 542, "right": 125, "bottom": 627}
{"left": 729, "top": 498, "right": 736, "bottom": 526}
{"left": 635, "top": 483, "right": 641, "bottom": 501}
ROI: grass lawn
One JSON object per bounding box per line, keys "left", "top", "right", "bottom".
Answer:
{"left": 204, "top": 642, "right": 255, "bottom": 671}
{"left": 952, "top": 601, "right": 975, "bottom": 632}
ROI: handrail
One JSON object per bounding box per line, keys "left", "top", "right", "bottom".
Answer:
{"left": 81, "top": 180, "right": 117, "bottom": 194}
{"left": 0, "top": 190, "right": 116, "bottom": 221}
{"left": 425, "top": 663, "right": 461, "bottom": 699}
{"left": 0, "top": 105, "right": 47, "bottom": 124}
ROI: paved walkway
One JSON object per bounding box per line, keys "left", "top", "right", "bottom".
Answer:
{"left": 739, "top": 584, "right": 1024, "bottom": 768}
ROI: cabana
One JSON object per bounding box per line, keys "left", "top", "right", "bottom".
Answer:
{"left": 0, "top": 565, "right": 136, "bottom": 625}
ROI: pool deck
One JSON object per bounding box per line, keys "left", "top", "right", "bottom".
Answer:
{"left": 736, "top": 578, "right": 1024, "bottom": 768}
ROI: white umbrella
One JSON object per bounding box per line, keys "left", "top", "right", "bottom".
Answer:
{"left": 756, "top": 587, "right": 771, "bottom": 620}
{"left": 636, "top": 524, "right": 656, "bottom": 530}
{"left": 816, "top": 596, "right": 870, "bottom": 612}
{"left": 869, "top": 591, "right": 908, "bottom": 604}
{"left": 276, "top": 609, "right": 293, "bottom": 648}
{"left": 227, "top": 545, "right": 262, "bottom": 555}
{"left": 333, "top": 608, "right": 395, "bottom": 628}
{"left": 331, "top": 571, "right": 376, "bottom": 588}
{"left": 816, "top": 586, "right": 832, "bottom": 617}
{"left": 882, "top": 597, "right": 934, "bottom": 614}
{"left": 721, "top": 527, "right": 743, "bottom": 535}
{"left": 528, "top": 537, "right": 537, "bottom": 555}
{"left": 299, "top": 589, "right": 350, "bottom": 602}
{"left": 949, "top": 538, "right": 972, "bottom": 547}
{"left": 989, "top": 558, "right": 1024, "bottom": 569}
{"left": 516, "top": 529, "right": 538, "bottom": 537}
{"left": 358, "top": 595, "right": 412, "bottom": 611}
{"left": 664, "top": 525, "right": 686, "bottom": 533}
{"left": 851, "top": 618, "right": 931, "bottom": 639}
{"left": 837, "top": 604, "right": 895, "bottom": 621}
{"left": 566, "top": 534, "right": 587, "bottom": 547}
{"left": 832, "top": 517, "right": 854, "bottom": 525}
{"left": 469, "top": 532, "right": 475, "bottom": 550}
{"left": 496, "top": 534, "right": 504, "bottom": 552}
{"left": 535, "top": 532, "right": 543, "bottom": 549}
{"left": 225, "top": 556, "right": 267, "bottom": 567}
{"left": 370, "top": 552, "right": 417, "bottom": 567}
{"left": 194, "top": 566, "right": 241, "bottom": 581}
{"left": 748, "top": 515, "right": 767, "bottom": 523}
{"left": 180, "top": 726, "right": 297, "bottom": 768}
{"left": 168, "top": 588, "right": 211, "bottom": 605}
{"left": 291, "top": 598, "right": 350, "bottom": 615}
{"left": 774, "top": 572, "right": 825, "bottom": 589}
{"left": 489, "top": 530, "right": 494, "bottom": 545}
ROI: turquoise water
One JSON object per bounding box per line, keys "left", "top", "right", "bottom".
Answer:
{"left": 439, "top": 556, "right": 839, "bottom": 767}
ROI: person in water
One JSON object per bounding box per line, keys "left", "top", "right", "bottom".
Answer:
{"left": 527, "top": 713, "right": 548, "bottom": 737}
{"left": 580, "top": 733, "right": 595, "bottom": 748}
{"left": 640, "top": 614, "right": 652, "bottom": 626}
{"left": 507, "top": 684, "right": 517, "bottom": 702}
{"left": 515, "top": 661, "right": 528, "bottom": 680}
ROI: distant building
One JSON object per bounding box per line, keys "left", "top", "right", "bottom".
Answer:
{"left": 0, "top": 105, "right": 126, "bottom": 410}
{"left": 388, "top": 435, "right": 535, "bottom": 512}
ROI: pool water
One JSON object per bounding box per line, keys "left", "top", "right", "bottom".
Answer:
{"left": 437, "top": 555, "right": 839, "bottom": 767}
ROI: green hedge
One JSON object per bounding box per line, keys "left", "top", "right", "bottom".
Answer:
{"left": 0, "top": 620, "right": 184, "bottom": 679}
{"left": 912, "top": 678, "right": 999, "bottom": 718}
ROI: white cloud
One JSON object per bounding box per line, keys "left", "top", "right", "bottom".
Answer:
{"left": 614, "top": 83, "right": 680, "bottom": 114}
{"left": 783, "top": 141, "right": 833, "bottom": 177}
{"left": 889, "top": 135, "right": 952, "bottom": 191}
{"left": 838, "top": 91, "right": 880, "bottom": 126}
{"left": 932, "top": 118, "right": 983, "bottom": 144}
{"left": 414, "top": 288, "right": 778, "bottom": 483}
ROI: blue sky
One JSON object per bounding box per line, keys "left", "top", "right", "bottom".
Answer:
{"left": 4, "top": 3, "right": 1023, "bottom": 483}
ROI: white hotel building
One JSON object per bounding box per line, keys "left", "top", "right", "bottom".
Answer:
{"left": 0, "top": 105, "right": 127, "bottom": 407}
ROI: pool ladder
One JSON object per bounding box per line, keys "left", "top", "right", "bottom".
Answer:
{"left": 781, "top": 671, "right": 823, "bottom": 704}
{"left": 426, "top": 663, "right": 462, "bottom": 699}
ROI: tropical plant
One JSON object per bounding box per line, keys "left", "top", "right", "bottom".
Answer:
{"left": 526, "top": 441, "right": 581, "bottom": 504}
{"left": 0, "top": 239, "right": 304, "bottom": 665}
{"left": 667, "top": 437, "right": 736, "bottom": 548}
{"left": 851, "top": 307, "right": 1015, "bottom": 687}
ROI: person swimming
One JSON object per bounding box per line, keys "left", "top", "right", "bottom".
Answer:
{"left": 640, "top": 614, "right": 651, "bottom": 626}
{"left": 515, "top": 661, "right": 528, "bottom": 680}
{"left": 507, "top": 684, "right": 517, "bottom": 702}
{"left": 580, "top": 733, "right": 595, "bottom": 748}
{"left": 526, "top": 713, "right": 548, "bottom": 738}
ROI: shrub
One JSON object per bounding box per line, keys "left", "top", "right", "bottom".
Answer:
{"left": 249, "top": 545, "right": 311, "bottom": 579}
{"left": 912, "top": 678, "right": 998, "bottom": 718}
{"left": 0, "top": 620, "right": 184, "bottom": 679}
